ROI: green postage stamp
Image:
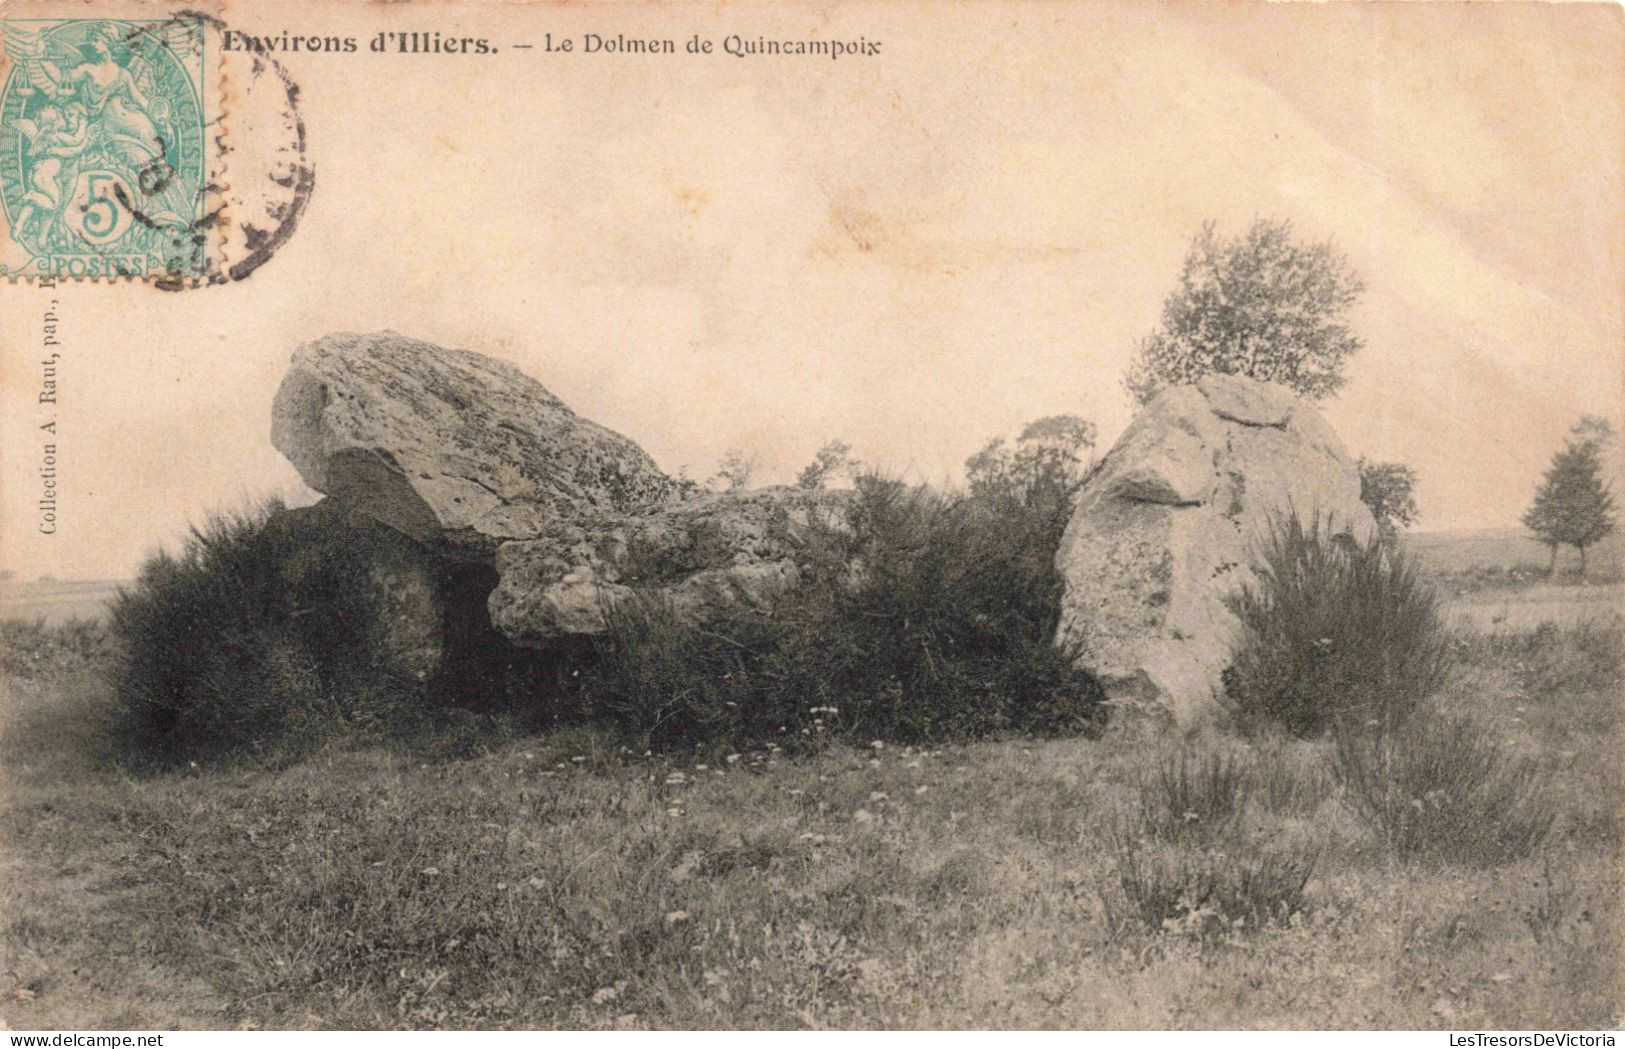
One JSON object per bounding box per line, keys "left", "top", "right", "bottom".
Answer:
{"left": 0, "top": 16, "right": 208, "bottom": 280}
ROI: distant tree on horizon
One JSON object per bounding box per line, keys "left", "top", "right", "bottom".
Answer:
{"left": 1357, "top": 458, "right": 1419, "bottom": 543}
{"left": 1125, "top": 218, "right": 1365, "bottom": 405}
{"left": 1523, "top": 419, "right": 1617, "bottom": 576}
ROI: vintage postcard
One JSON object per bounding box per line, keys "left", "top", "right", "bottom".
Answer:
{"left": 0, "top": 0, "right": 1620, "bottom": 1035}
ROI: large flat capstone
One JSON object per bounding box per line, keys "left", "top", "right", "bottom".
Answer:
{"left": 271, "top": 332, "right": 850, "bottom": 654}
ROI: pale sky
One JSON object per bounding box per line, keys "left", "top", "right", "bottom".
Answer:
{"left": 2, "top": 0, "right": 1621, "bottom": 580}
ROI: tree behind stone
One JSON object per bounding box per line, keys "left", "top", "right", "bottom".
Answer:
{"left": 965, "top": 414, "right": 1097, "bottom": 518}
{"left": 1357, "top": 458, "right": 1419, "bottom": 543}
{"left": 796, "top": 439, "right": 860, "bottom": 490}
{"left": 710, "top": 449, "right": 758, "bottom": 492}
{"left": 1125, "top": 219, "right": 1365, "bottom": 405}
{"left": 1523, "top": 421, "right": 1617, "bottom": 576}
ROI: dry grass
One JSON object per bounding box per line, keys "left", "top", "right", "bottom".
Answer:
{"left": 1333, "top": 711, "right": 1556, "bottom": 867}
{"left": 0, "top": 609, "right": 1619, "bottom": 1030}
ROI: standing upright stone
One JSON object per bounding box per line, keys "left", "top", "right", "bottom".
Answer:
{"left": 1054, "top": 373, "right": 1375, "bottom": 723}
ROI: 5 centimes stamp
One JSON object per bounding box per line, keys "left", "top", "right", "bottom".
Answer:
{"left": 0, "top": 16, "right": 209, "bottom": 280}
{"left": 0, "top": 2, "right": 314, "bottom": 289}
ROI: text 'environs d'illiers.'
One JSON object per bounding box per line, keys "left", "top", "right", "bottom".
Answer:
{"left": 221, "top": 29, "right": 884, "bottom": 59}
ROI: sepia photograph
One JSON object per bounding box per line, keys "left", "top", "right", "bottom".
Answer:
{"left": 0, "top": 0, "right": 1620, "bottom": 1035}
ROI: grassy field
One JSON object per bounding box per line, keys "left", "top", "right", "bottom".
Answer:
{"left": 0, "top": 580, "right": 1619, "bottom": 1030}
{"left": 1440, "top": 581, "right": 1622, "bottom": 633}
{"left": 1406, "top": 528, "right": 1623, "bottom": 581}
{"left": 0, "top": 579, "right": 124, "bottom": 625}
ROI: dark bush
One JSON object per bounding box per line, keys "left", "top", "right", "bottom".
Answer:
{"left": 106, "top": 499, "right": 566, "bottom": 765}
{"left": 586, "top": 596, "right": 789, "bottom": 746}
{"left": 585, "top": 475, "right": 1105, "bottom": 749}
{"left": 107, "top": 475, "right": 1101, "bottom": 763}
{"left": 111, "top": 496, "right": 588, "bottom": 769}
{"left": 109, "top": 500, "right": 387, "bottom": 762}
{"left": 1333, "top": 708, "right": 1555, "bottom": 866}
{"left": 1223, "top": 513, "right": 1451, "bottom": 736}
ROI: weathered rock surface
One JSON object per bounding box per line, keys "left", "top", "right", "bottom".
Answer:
{"left": 270, "top": 333, "right": 852, "bottom": 652}
{"left": 489, "top": 487, "right": 852, "bottom": 644}
{"left": 1054, "top": 373, "right": 1374, "bottom": 723}
{"left": 271, "top": 332, "right": 681, "bottom": 556}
